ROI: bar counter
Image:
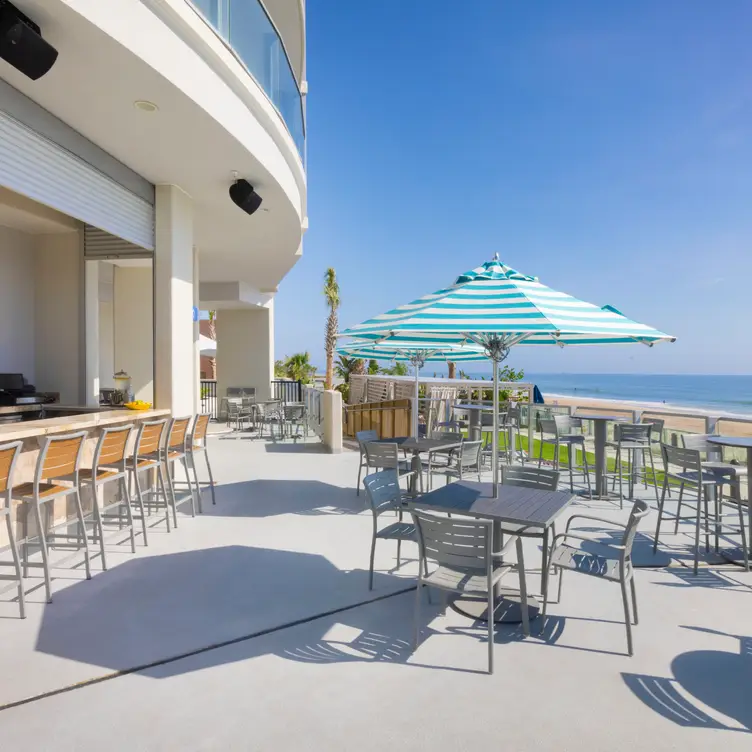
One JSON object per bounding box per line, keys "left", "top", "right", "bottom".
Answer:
{"left": 1, "top": 407, "right": 171, "bottom": 549}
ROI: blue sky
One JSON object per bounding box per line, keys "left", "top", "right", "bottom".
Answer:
{"left": 274, "top": 0, "right": 752, "bottom": 375}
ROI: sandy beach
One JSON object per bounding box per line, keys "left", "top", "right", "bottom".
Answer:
{"left": 545, "top": 394, "right": 752, "bottom": 437}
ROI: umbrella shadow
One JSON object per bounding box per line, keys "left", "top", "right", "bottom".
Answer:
{"left": 622, "top": 626, "right": 752, "bottom": 732}
{"left": 34, "top": 545, "right": 415, "bottom": 682}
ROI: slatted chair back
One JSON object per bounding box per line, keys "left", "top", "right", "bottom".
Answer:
{"left": 364, "top": 441, "right": 400, "bottom": 470}
{"left": 0, "top": 441, "right": 22, "bottom": 496}
{"left": 553, "top": 414, "right": 579, "bottom": 435}
{"left": 135, "top": 419, "right": 168, "bottom": 458}
{"left": 661, "top": 443, "right": 703, "bottom": 481}
{"left": 38, "top": 431, "right": 87, "bottom": 481}
{"left": 458, "top": 440, "right": 483, "bottom": 468}
{"left": 539, "top": 417, "right": 558, "bottom": 436}
{"left": 643, "top": 418, "right": 665, "bottom": 442}
{"left": 226, "top": 401, "right": 241, "bottom": 419}
{"left": 681, "top": 433, "right": 722, "bottom": 461}
{"left": 284, "top": 404, "right": 305, "bottom": 421}
{"left": 622, "top": 499, "right": 650, "bottom": 563}
{"left": 94, "top": 425, "right": 133, "bottom": 469}
{"left": 363, "top": 470, "right": 402, "bottom": 519}
{"left": 193, "top": 414, "right": 211, "bottom": 442}
{"left": 615, "top": 423, "right": 652, "bottom": 443}
{"left": 412, "top": 510, "right": 492, "bottom": 574}
{"left": 167, "top": 417, "right": 192, "bottom": 451}
{"left": 506, "top": 405, "right": 522, "bottom": 426}
{"left": 501, "top": 465, "right": 560, "bottom": 491}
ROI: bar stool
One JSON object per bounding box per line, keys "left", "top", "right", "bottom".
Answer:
{"left": 538, "top": 415, "right": 592, "bottom": 495}
{"left": 0, "top": 441, "right": 26, "bottom": 617}
{"left": 187, "top": 414, "right": 216, "bottom": 513}
{"left": 16, "top": 431, "right": 90, "bottom": 604}
{"left": 605, "top": 423, "right": 659, "bottom": 508}
{"left": 129, "top": 418, "right": 170, "bottom": 539}
{"left": 79, "top": 424, "right": 137, "bottom": 568}
{"left": 162, "top": 416, "right": 196, "bottom": 523}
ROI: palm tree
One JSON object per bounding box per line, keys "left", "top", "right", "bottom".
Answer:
{"left": 207, "top": 310, "right": 217, "bottom": 379}
{"left": 335, "top": 355, "right": 364, "bottom": 382}
{"left": 282, "top": 352, "right": 316, "bottom": 384}
{"left": 323, "top": 268, "right": 340, "bottom": 390}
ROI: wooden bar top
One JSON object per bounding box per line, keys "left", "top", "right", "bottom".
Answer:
{"left": 0, "top": 407, "right": 171, "bottom": 442}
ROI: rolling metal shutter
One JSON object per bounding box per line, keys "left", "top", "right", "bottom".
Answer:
{"left": 0, "top": 110, "right": 154, "bottom": 250}
{"left": 84, "top": 225, "right": 152, "bottom": 260}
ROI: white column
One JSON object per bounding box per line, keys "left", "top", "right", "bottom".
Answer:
{"left": 84, "top": 260, "right": 100, "bottom": 406}
{"left": 154, "top": 184, "right": 195, "bottom": 415}
{"left": 216, "top": 303, "right": 274, "bottom": 402}
{"left": 193, "top": 245, "right": 200, "bottom": 413}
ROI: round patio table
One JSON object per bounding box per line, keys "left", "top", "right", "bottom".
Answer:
{"left": 707, "top": 436, "right": 752, "bottom": 568}
{"left": 574, "top": 414, "right": 628, "bottom": 500}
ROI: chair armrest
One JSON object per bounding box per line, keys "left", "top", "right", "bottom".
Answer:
{"left": 565, "top": 514, "right": 628, "bottom": 533}
{"left": 491, "top": 534, "right": 519, "bottom": 559}
{"left": 551, "top": 531, "right": 626, "bottom": 551}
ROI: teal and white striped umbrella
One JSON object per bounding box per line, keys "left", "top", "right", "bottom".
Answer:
{"left": 341, "top": 256, "right": 675, "bottom": 347}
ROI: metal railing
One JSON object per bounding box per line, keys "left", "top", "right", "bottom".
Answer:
{"left": 188, "top": 0, "right": 305, "bottom": 157}
{"left": 303, "top": 385, "right": 323, "bottom": 439}
{"left": 272, "top": 379, "right": 303, "bottom": 403}
{"left": 200, "top": 379, "right": 218, "bottom": 418}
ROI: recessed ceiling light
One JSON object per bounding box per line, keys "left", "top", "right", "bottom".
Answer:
{"left": 134, "top": 100, "right": 158, "bottom": 113}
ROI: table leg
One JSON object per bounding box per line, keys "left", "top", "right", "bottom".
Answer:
{"left": 468, "top": 411, "right": 481, "bottom": 442}
{"left": 720, "top": 446, "right": 752, "bottom": 567}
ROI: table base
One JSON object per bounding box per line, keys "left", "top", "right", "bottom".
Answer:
{"left": 575, "top": 488, "right": 623, "bottom": 503}
{"left": 450, "top": 588, "right": 540, "bottom": 624}
{"left": 720, "top": 547, "right": 751, "bottom": 569}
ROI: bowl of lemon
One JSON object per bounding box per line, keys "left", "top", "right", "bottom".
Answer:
{"left": 124, "top": 400, "right": 152, "bottom": 411}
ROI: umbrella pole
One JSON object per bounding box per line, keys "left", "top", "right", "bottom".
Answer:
{"left": 413, "top": 363, "right": 420, "bottom": 438}
{"left": 492, "top": 358, "right": 499, "bottom": 497}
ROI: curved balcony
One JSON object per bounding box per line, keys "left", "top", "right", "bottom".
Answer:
{"left": 189, "top": 0, "right": 305, "bottom": 159}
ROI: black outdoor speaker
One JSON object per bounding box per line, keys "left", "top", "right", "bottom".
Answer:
{"left": 0, "top": 1, "right": 58, "bottom": 81}
{"left": 229, "top": 178, "right": 262, "bottom": 216}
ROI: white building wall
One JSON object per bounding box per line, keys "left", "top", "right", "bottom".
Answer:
{"left": 0, "top": 227, "right": 35, "bottom": 380}
{"left": 98, "top": 263, "right": 115, "bottom": 388}
{"left": 34, "top": 231, "right": 82, "bottom": 403}
{"left": 114, "top": 266, "right": 154, "bottom": 402}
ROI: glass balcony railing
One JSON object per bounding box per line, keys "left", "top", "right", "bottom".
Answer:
{"left": 189, "top": 0, "right": 305, "bottom": 159}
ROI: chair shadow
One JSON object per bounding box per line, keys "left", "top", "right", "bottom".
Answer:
{"left": 623, "top": 626, "right": 752, "bottom": 732}
{"left": 207, "top": 479, "right": 363, "bottom": 518}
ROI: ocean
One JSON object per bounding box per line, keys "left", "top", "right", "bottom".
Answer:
{"left": 520, "top": 373, "right": 752, "bottom": 416}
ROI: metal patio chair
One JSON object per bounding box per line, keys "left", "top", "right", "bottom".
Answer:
{"left": 162, "top": 416, "right": 197, "bottom": 523}
{"left": 605, "top": 423, "right": 659, "bottom": 508}
{"left": 652, "top": 444, "right": 743, "bottom": 574}
{"left": 501, "top": 465, "right": 561, "bottom": 588}
{"left": 128, "top": 418, "right": 170, "bottom": 539}
{"left": 355, "top": 430, "right": 379, "bottom": 495}
{"left": 412, "top": 510, "right": 529, "bottom": 674}
{"left": 538, "top": 415, "right": 591, "bottom": 496}
{"left": 542, "top": 499, "right": 650, "bottom": 656}
{"left": 437, "top": 439, "right": 483, "bottom": 486}
{"left": 363, "top": 442, "right": 419, "bottom": 493}
{"left": 0, "top": 441, "right": 26, "bottom": 617}
{"left": 363, "top": 470, "right": 421, "bottom": 589}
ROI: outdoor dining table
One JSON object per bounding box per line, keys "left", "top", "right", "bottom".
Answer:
{"left": 574, "top": 413, "right": 628, "bottom": 499}
{"left": 707, "top": 436, "right": 752, "bottom": 567}
{"left": 453, "top": 402, "right": 520, "bottom": 462}
{"left": 373, "top": 436, "right": 464, "bottom": 494}
{"left": 409, "top": 480, "right": 575, "bottom": 623}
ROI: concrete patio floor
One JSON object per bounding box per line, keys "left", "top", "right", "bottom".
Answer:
{"left": 0, "top": 430, "right": 750, "bottom": 750}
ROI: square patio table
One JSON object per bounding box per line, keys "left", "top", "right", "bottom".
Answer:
{"left": 408, "top": 480, "right": 575, "bottom": 623}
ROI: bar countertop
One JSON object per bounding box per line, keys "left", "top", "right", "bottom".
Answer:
{"left": 0, "top": 407, "right": 171, "bottom": 442}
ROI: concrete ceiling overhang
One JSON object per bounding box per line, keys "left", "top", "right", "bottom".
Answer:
{"left": 2, "top": 0, "right": 306, "bottom": 290}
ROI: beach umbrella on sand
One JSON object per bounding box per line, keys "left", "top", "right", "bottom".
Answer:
{"left": 336, "top": 339, "right": 487, "bottom": 437}
{"left": 340, "top": 255, "right": 675, "bottom": 496}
